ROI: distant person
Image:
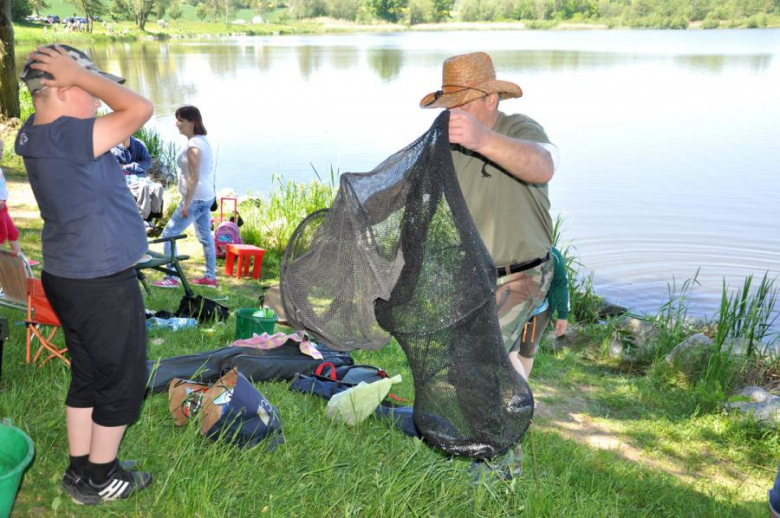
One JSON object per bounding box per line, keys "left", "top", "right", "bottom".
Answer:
{"left": 0, "top": 138, "right": 38, "bottom": 266}
{"left": 111, "top": 135, "right": 152, "bottom": 177}
{"left": 15, "top": 43, "right": 153, "bottom": 505}
{"left": 517, "top": 246, "right": 569, "bottom": 379}
{"left": 152, "top": 105, "right": 217, "bottom": 288}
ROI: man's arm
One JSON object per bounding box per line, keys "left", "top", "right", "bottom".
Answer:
{"left": 449, "top": 109, "right": 553, "bottom": 184}
{"left": 29, "top": 45, "right": 153, "bottom": 158}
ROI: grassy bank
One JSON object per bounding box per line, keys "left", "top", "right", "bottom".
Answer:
{"left": 1, "top": 141, "right": 779, "bottom": 515}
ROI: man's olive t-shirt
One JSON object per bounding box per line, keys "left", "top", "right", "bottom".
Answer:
{"left": 452, "top": 111, "right": 553, "bottom": 266}
{"left": 15, "top": 115, "right": 147, "bottom": 279}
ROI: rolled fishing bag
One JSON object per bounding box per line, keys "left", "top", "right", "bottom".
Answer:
{"left": 175, "top": 294, "right": 229, "bottom": 323}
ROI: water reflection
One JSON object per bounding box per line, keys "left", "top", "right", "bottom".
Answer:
{"left": 296, "top": 45, "right": 325, "bottom": 80}
{"left": 368, "top": 49, "right": 403, "bottom": 82}
{"left": 673, "top": 53, "right": 772, "bottom": 74}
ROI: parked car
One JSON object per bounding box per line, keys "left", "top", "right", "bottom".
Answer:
{"left": 45, "top": 15, "right": 60, "bottom": 24}
{"left": 76, "top": 17, "right": 88, "bottom": 24}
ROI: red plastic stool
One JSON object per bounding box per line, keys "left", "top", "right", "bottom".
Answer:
{"left": 225, "top": 244, "right": 266, "bottom": 279}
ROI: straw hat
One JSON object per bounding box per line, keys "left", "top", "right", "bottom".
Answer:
{"left": 420, "top": 52, "right": 522, "bottom": 109}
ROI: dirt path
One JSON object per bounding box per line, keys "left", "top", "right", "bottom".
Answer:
{"left": 531, "top": 380, "right": 765, "bottom": 497}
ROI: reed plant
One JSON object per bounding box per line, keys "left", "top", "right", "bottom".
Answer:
{"left": 552, "top": 214, "right": 603, "bottom": 324}
{"left": 239, "top": 168, "right": 337, "bottom": 256}
{"left": 692, "top": 274, "right": 780, "bottom": 399}
{"left": 133, "top": 125, "right": 178, "bottom": 182}
{"left": 712, "top": 273, "right": 778, "bottom": 354}
{"left": 642, "top": 271, "right": 702, "bottom": 362}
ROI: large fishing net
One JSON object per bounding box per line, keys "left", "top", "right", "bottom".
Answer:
{"left": 280, "top": 111, "right": 533, "bottom": 459}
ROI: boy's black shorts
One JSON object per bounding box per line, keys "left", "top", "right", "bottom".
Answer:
{"left": 42, "top": 267, "right": 147, "bottom": 427}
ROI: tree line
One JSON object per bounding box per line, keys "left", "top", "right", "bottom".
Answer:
{"left": 7, "top": 0, "right": 780, "bottom": 31}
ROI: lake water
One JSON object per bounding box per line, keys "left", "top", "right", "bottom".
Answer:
{"left": 15, "top": 29, "right": 780, "bottom": 327}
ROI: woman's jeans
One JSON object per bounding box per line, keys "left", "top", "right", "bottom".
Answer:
{"left": 160, "top": 198, "right": 216, "bottom": 280}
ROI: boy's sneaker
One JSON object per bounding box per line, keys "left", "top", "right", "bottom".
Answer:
{"left": 66, "top": 463, "right": 152, "bottom": 505}
{"left": 61, "top": 468, "right": 83, "bottom": 499}
{"left": 191, "top": 277, "right": 217, "bottom": 288}
{"left": 62, "top": 460, "right": 139, "bottom": 497}
{"left": 152, "top": 276, "right": 179, "bottom": 289}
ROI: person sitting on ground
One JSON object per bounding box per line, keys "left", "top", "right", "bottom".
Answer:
{"left": 111, "top": 135, "right": 152, "bottom": 177}
{"left": 517, "top": 246, "right": 569, "bottom": 379}
{"left": 112, "top": 135, "right": 162, "bottom": 228}
{"left": 15, "top": 43, "right": 154, "bottom": 505}
{"left": 0, "top": 138, "right": 39, "bottom": 266}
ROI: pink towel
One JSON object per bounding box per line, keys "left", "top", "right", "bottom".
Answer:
{"left": 232, "top": 330, "right": 323, "bottom": 360}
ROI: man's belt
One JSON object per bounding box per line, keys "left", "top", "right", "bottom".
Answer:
{"left": 496, "top": 252, "right": 550, "bottom": 278}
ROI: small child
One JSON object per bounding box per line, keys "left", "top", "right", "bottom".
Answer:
{"left": 517, "top": 246, "right": 569, "bottom": 379}
{"left": 0, "top": 138, "right": 38, "bottom": 266}
{"left": 15, "top": 44, "right": 153, "bottom": 506}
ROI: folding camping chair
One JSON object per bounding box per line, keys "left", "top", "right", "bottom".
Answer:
{"left": 26, "top": 277, "right": 69, "bottom": 366}
{"left": 0, "top": 250, "right": 69, "bottom": 367}
{"left": 135, "top": 234, "right": 195, "bottom": 298}
{"left": 0, "top": 249, "right": 33, "bottom": 311}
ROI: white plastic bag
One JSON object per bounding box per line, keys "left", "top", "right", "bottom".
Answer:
{"left": 326, "top": 375, "right": 402, "bottom": 426}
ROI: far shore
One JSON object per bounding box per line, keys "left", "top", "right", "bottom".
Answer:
{"left": 10, "top": 16, "right": 779, "bottom": 45}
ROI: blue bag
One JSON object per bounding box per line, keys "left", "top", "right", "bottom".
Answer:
{"left": 200, "top": 368, "right": 284, "bottom": 450}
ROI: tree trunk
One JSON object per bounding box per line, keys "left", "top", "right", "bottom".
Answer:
{"left": 0, "top": 0, "right": 20, "bottom": 119}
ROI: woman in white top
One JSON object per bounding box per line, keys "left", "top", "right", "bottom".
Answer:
{"left": 153, "top": 105, "right": 217, "bottom": 288}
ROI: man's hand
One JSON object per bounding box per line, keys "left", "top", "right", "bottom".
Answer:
{"left": 182, "top": 203, "right": 189, "bottom": 218}
{"left": 28, "top": 45, "right": 90, "bottom": 90}
{"left": 554, "top": 319, "right": 568, "bottom": 337}
{"left": 448, "top": 109, "right": 492, "bottom": 151}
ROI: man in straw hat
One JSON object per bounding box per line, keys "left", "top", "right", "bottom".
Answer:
{"left": 421, "top": 52, "right": 560, "bottom": 382}
{"left": 15, "top": 44, "right": 153, "bottom": 505}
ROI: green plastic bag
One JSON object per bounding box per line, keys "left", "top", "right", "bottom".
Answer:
{"left": 325, "top": 375, "right": 402, "bottom": 426}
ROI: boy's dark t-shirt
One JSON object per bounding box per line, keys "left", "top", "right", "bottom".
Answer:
{"left": 15, "top": 115, "right": 147, "bottom": 279}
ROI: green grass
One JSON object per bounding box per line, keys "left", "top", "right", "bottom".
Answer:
{"left": 1, "top": 310, "right": 773, "bottom": 515}
{"left": 0, "top": 156, "right": 777, "bottom": 515}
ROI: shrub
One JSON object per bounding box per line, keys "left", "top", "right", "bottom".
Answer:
{"left": 327, "top": 0, "right": 362, "bottom": 19}
{"left": 239, "top": 168, "right": 336, "bottom": 255}
{"left": 407, "top": 0, "right": 435, "bottom": 23}
{"left": 701, "top": 14, "right": 719, "bottom": 29}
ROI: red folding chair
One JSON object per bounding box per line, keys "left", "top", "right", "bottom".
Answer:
{"left": 25, "top": 277, "right": 69, "bottom": 367}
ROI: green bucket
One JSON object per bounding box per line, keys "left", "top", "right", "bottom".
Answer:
{"left": 0, "top": 424, "right": 34, "bottom": 518}
{"left": 235, "top": 308, "right": 278, "bottom": 340}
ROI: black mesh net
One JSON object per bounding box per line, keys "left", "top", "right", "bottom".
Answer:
{"left": 281, "top": 111, "right": 533, "bottom": 459}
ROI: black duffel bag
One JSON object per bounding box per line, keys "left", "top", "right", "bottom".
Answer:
{"left": 175, "top": 294, "right": 229, "bottom": 323}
